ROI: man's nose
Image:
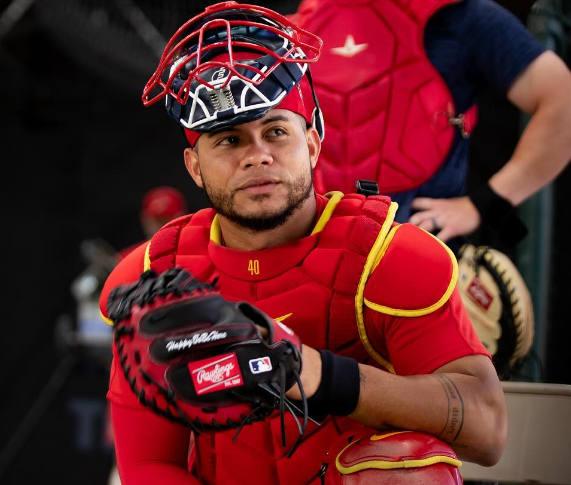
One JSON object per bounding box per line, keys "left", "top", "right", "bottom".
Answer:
{"left": 240, "top": 139, "right": 273, "bottom": 169}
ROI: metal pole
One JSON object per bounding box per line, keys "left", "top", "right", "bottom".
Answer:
{"left": 517, "top": 0, "right": 567, "bottom": 381}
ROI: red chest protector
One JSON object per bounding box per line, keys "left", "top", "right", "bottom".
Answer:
{"left": 147, "top": 193, "right": 394, "bottom": 357}
{"left": 296, "top": 0, "right": 477, "bottom": 195}
{"left": 145, "top": 193, "right": 396, "bottom": 485}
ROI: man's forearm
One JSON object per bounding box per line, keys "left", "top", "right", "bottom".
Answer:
{"left": 489, "top": 98, "right": 571, "bottom": 205}
{"left": 490, "top": 51, "right": 571, "bottom": 205}
{"left": 348, "top": 355, "right": 507, "bottom": 466}
{"left": 112, "top": 403, "right": 199, "bottom": 485}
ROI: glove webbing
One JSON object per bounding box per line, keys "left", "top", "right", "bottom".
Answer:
{"left": 108, "top": 269, "right": 216, "bottom": 324}
{"left": 474, "top": 247, "right": 520, "bottom": 372}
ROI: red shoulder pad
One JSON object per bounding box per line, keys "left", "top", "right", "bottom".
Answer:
{"left": 325, "top": 431, "right": 462, "bottom": 485}
{"left": 99, "top": 242, "right": 148, "bottom": 323}
{"left": 363, "top": 224, "right": 457, "bottom": 316}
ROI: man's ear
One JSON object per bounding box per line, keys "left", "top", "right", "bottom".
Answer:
{"left": 306, "top": 126, "right": 321, "bottom": 170}
{"left": 184, "top": 147, "right": 203, "bottom": 188}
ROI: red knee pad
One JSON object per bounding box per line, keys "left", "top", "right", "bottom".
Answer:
{"left": 323, "top": 430, "right": 463, "bottom": 484}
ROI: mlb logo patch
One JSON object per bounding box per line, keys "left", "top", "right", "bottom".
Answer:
{"left": 249, "top": 357, "right": 272, "bottom": 374}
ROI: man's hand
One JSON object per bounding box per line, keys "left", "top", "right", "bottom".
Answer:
{"left": 285, "top": 344, "right": 322, "bottom": 400}
{"left": 409, "top": 196, "right": 481, "bottom": 241}
{"left": 255, "top": 326, "right": 322, "bottom": 401}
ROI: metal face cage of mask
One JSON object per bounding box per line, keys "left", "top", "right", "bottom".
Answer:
{"left": 142, "top": 1, "right": 323, "bottom": 135}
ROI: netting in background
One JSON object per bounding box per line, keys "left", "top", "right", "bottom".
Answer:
{"left": 35, "top": 0, "right": 301, "bottom": 93}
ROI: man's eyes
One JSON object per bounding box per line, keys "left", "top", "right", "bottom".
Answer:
{"left": 214, "top": 127, "right": 287, "bottom": 146}
{"left": 267, "top": 127, "right": 287, "bottom": 138}
{"left": 218, "top": 135, "right": 239, "bottom": 146}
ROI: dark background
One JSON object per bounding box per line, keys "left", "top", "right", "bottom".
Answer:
{"left": 0, "top": 0, "right": 569, "bottom": 483}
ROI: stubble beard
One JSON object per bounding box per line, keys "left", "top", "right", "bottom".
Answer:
{"left": 202, "top": 167, "right": 314, "bottom": 232}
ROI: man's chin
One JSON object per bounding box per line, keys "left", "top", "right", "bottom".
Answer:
{"left": 221, "top": 206, "right": 294, "bottom": 232}
{"left": 232, "top": 195, "right": 287, "bottom": 218}
{"left": 205, "top": 173, "right": 313, "bottom": 232}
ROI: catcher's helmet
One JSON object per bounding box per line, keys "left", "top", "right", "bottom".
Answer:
{"left": 142, "top": 1, "right": 324, "bottom": 146}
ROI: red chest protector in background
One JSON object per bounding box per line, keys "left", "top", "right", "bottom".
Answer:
{"left": 145, "top": 193, "right": 395, "bottom": 485}
{"left": 296, "top": 0, "right": 477, "bottom": 195}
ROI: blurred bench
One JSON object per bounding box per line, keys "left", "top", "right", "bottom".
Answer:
{"left": 461, "top": 381, "right": 571, "bottom": 484}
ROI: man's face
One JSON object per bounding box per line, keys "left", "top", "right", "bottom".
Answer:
{"left": 185, "top": 109, "right": 320, "bottom": 231}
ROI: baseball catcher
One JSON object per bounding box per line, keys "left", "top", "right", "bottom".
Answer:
{"left": 457, "top": 244, "right": 534, "bottom": 378}
{"left": 107, "top": 267, "right": 310, "bottom": 452}
{"left": 98, "top": 2, "right": 508, "bottom": 483}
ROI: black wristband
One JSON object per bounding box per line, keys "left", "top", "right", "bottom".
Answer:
{"left": 299, "top": 350, "right": 361, "bottom": 420}
{"left": 469, "top": 183, "right": 514, "bottom": 229}
{"left": 469, "top": 184, "right": 528, "bottom": 247}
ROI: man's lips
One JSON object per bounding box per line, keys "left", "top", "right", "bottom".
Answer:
{"left": 237, "top": 178, "right": 282, "bottom": 193}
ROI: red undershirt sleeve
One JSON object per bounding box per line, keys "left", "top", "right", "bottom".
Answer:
{"left": 111, "top": 402, "right": 202, "bottom": 484}
{"left": 104, "top": 243, "right": 203, "bottom": 483}
{"left": 363, "top": 288, "right": 490, "bottom": 376}
{"left": 103, "top": 243, "right": 205, "bottom": 484}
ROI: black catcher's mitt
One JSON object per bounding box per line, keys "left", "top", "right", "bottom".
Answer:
{"left": 457, "top": 244, "right": 534, "bottom": 378}
{"left": 107, "top": 268, "right": 307, "bottom": 445}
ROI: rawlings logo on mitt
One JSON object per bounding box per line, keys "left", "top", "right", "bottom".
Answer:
{"left": 107, "top": 268, "right": 308, "bottom": 447}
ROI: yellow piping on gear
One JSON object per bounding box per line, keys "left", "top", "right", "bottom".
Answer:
{"left": 354, "top": 201, "right": 398, "bottom": 374}
{"left": 335, "top": 432, "right": 462, "bottom": 475}
{"left": 364, "top": 228, "right": 458, "bottom": 317}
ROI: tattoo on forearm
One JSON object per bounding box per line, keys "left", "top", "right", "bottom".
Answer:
{"left": 435, "top": 374, "right": 465, "bottom": 443}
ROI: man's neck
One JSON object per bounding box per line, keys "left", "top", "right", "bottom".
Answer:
{"left": 217, "top": 195, "right": 317, "bottom": 251}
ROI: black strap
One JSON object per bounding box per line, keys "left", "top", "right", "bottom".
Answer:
{"left": 293, "top": 350, "right": 360, "bottom": 420}
{"left": 356, "top": 180, "right": 379, "bottom": 197}
{"left": 469, "top": 184, "right": 528, "bottom": 247}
